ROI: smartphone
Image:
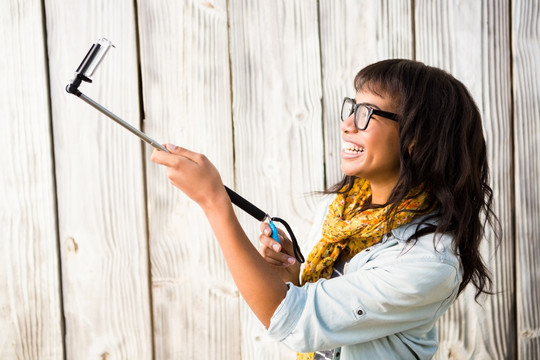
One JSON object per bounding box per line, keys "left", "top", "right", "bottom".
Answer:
{"left": 75, "top": 38, "right": 114, "bottom": 81}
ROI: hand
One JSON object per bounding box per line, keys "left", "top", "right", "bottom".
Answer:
{"left": 259, "top": 223, "right": 301, "bottom": 286}
{"left": 153, "top": 144, "right": 290, "bottom": 328}
{"left": 151, "top": 144, "right": 228, "bottom": 210}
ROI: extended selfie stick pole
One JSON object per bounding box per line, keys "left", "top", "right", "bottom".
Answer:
{"left": 66, "top": 38, "right": 304, "bottom": 263}
{"left": 69, "top": 91, "right": 169, "bottom": 152}
{"left": 66, "top": 80, "right": 269, "bottom": 220}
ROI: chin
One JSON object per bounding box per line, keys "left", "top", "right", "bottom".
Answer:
{"left": 340, "top": 164, "right": 363, "bottom": 178}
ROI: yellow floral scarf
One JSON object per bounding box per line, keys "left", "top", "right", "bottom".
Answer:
{"left": 297, "top": 177, "right": 432, "bottom": 360}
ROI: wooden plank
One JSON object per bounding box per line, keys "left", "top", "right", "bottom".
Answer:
{"left": 512, "top": 0, "right": 540, "bottom": 358}
{"left": 137, "top": 0, "right": 241, "bottom": 358}
{"left": 0, "top": 1, "right": 64, "bottom": 359}
{"left": 415, "top": 1, "right": 515, "bottom": 358}
{"left": 43, "top": 1, "right": 152, "bottom": 358}
{"left": 319, "top": 0, "right": 414, "bottom": 186}
{"left": 227, "top": 1, "right": 325, "bottom": 358}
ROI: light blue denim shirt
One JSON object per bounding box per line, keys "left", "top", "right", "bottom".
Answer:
{"left": 266, "top": 205, "right": 462, "bottom": 360}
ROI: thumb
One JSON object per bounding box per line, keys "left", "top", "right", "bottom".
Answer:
{"left": 165, "top": 143, "right": 194, "bottom": 158}
{"left": 165, "top": 144, "right": 207, "bottom": 165}
{"left": 165, "top": 143, "right": 181, "bottom": 153}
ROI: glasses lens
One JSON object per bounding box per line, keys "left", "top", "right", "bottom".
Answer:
{"left": 341, "top": 98, "right": 354, "bottom": 122}
{"left": 355, "top": 105, "right": 370, "bottom": 130}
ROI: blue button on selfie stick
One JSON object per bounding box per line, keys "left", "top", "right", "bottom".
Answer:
{"left": 269, "top": 220, "right": 279, "bottom": 243}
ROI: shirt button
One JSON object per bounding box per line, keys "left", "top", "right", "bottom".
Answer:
{"left": 357, "top": 309, "right": 364, "bottom": 315}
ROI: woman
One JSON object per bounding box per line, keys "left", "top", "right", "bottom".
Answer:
{"left": 151, "top": 59, "right": 499, "bottom": 359}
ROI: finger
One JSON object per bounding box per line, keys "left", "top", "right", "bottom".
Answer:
{"left": 151, "top": 146, "right": 182, "bottom": 167}
{"left": 151, "top": 144, "right": 201, "bottom": 167}
{"left": 260, "top": 222, "right": 290, "bottom": 242}
{"left": 258, "top": 244, "right": 296, "bottom": 267}
{"left": 260, "top": 222, "right": 271, "bottom": 234}
{"left": 258, "top": 245, "right": 285, "bottom": 266}
{"left": 258, "top": 233, "right": 296, "bottom": 265}
{"left": 165, "top": 144, "right": 210, "bottom": 166}
{"left": 259, "top": 230, "right": 282, "bottom": 253}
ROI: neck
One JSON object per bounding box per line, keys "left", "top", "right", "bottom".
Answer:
{"left": 369, "top": 181, "right": 396, "bottom": 205}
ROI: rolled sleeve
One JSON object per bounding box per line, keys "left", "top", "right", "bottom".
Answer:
{"left": 266, "top": 253, "right": 460, "bottom": 353}
{"left": 267, "top": 282, "right": 307, "bottom": 342}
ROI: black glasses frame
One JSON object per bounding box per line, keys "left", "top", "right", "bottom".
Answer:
{"left": 341, "top": 97, "right": 399, "bottom": 130}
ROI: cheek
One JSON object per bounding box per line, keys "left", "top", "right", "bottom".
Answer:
{"left": 388, "top": 138, "right": 401, "bottom": 161}
{"left": 378, "top": 132, "right": 401, "bottom": 167}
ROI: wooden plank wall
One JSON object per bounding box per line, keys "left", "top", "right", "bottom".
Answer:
{"left": 137, "top": 1, "right": 240, "bottom": 358}
{"left": 513, "top": 0, "right": 540, "bottom": 358}
{"left": 415, "top": 1, "right": 515, "bottom": 358}
{"left": 44, "top": 1, "right": 152, "bottom": 358}
{"left": 1, "top": 0, "right": 538, "bottom": 359}
{"left": 0, "top": 0, "right": 64, "bottom": 358}
{"left": 228, "top": 2, "right": 324, "bottom": 358}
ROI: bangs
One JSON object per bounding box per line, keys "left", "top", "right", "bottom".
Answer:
{"left": 353, "top": 59, "right": 409, "bottom": 102}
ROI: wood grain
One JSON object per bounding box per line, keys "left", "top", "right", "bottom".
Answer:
{"left": 415, "top": 0, "right": 515, "bottom": 358}
{"left": 44, "top": 0, "right": 152, "bottom": 358}
{"left": 1, "top": 0, "right": 539, "bottom": 358}
{"left": 319, "top": 0, "right": 414, "bottom": 186}
{"left": 228, "top": 1, "right": 325, "bottom": 358}
{"left": 0, "top": 1, "right": 64, "bottom": 359}
{"left": 137, "top": 0, "right": 241, "bottom": 358}
{"left": 512, "top": 0, "right": 540, "bottom": 358}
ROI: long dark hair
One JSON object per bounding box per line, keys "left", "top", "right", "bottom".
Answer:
{"left": 329, "top": 59, "right": 500, "bottom": 299}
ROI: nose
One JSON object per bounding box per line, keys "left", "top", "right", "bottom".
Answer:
{"left": 341, "top": 112, "right": 357, "bottom": 133}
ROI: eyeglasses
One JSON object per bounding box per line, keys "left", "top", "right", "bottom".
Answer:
{"left": 341, "top": 97, "right": 399, "bottom": 130}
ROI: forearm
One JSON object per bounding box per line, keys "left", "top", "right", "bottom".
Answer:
{"left": 150, "top": 145, "right": 288, "bottom": 327}
{"left": 202, "top": 192, "right": 289, "bottom": 328}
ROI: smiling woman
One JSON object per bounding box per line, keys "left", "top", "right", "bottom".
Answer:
{"left": 340, "top": 90, "right": 401, "bottom": 205}
{"left": 151, "top": 59, "right": 500, "bottom": 360}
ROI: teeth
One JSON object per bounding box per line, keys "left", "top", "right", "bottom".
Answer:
{"left": 343, "top": 143, "right": 365, "bottom": 154}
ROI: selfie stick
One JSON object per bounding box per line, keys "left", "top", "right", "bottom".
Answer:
{"left": 65, "top": 38, "right": 304, "bottom": 262}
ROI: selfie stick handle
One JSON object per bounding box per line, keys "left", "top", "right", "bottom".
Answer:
{"left": 224, "top": 187, "right": 267, "bottom": 221}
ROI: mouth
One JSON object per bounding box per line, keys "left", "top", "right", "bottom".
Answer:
{"left": 342, "top": 141, "right": 365, "bottom": 155}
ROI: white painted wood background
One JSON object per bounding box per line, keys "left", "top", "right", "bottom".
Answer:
{"left": 0, "top": 0, "right": 538, "bottom": 359}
